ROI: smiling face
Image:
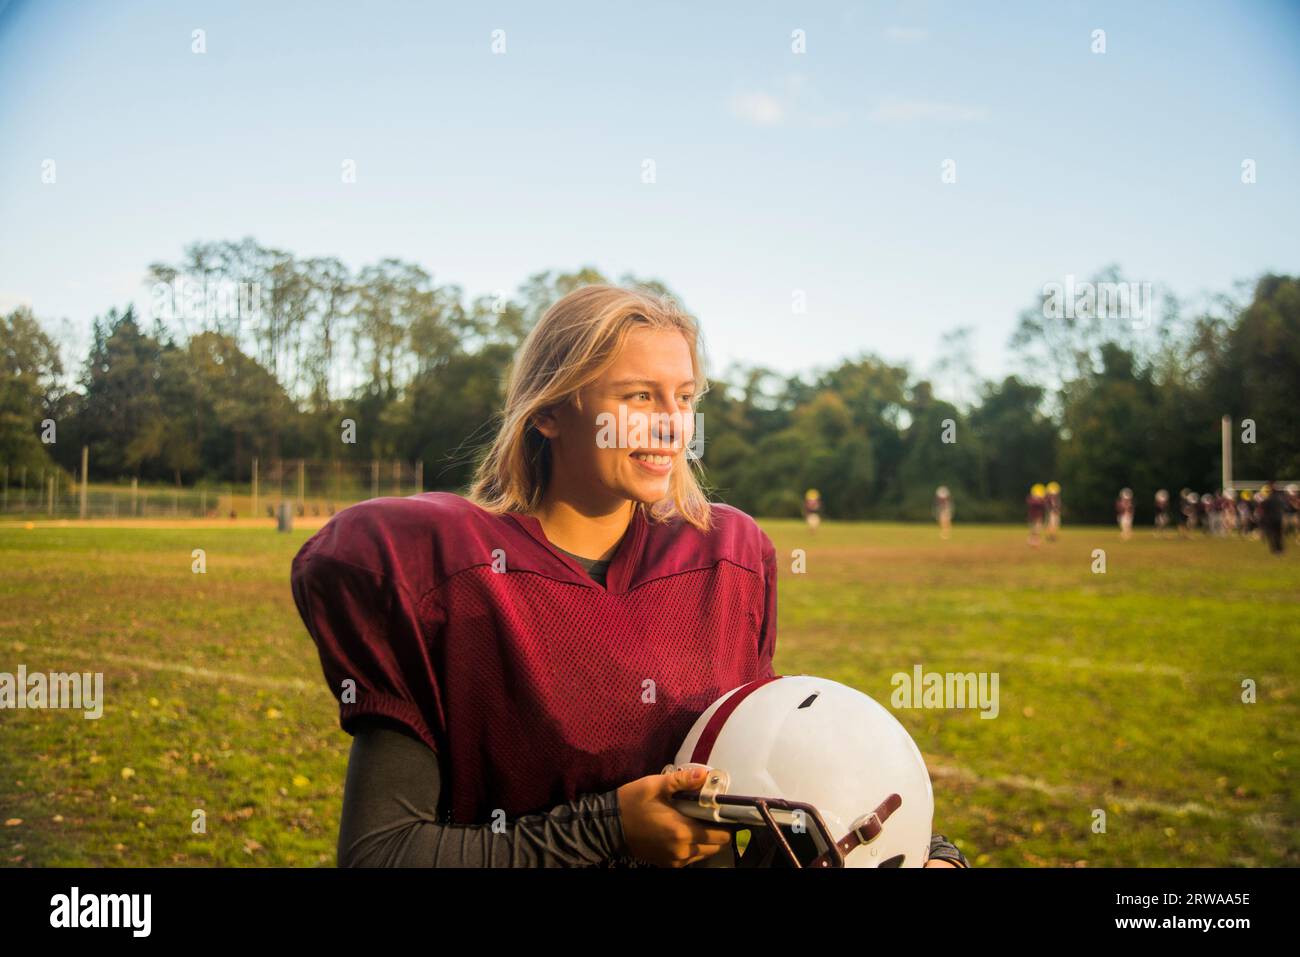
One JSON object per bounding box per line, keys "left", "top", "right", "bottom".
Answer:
{"left": 535, "top": 325, "right": 697, "bottom": 513}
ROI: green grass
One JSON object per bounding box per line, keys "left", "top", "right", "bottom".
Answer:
{"left": 0, "top": 519, "right": 1296, "bottom": 867}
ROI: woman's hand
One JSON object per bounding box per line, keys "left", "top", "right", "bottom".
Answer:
{"left": 617, "top": 767, "right": 735, "bottom": 867}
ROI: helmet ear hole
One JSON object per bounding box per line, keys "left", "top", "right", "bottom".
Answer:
{"left": 879, "top": 854, "right": 906, "bottom": 868}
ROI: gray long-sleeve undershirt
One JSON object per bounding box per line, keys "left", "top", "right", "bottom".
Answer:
{"left": 338, "top": 720, "right": 637, "bottom": 866}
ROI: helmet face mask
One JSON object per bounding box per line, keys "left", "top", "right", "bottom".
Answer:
{"left": 666, "top": 770, "right": 907, "bottom": 867}
{"left": 664, "top": 676, "right": 935, "bottom": 868}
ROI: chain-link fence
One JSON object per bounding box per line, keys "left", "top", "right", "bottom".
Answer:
{"left": 0, "top": 458, "right": 425, "bottom": 520}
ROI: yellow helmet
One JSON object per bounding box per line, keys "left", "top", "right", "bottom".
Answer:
{"left": 1031, "top": 483, "right": 1046, "bottom": 497}
{"left": 1241, "top": 490, "right": 1252, "bottom": 501}
{"left": 805, "top": 489, "right": 820, "bottom": 500}
{"left": 1046, "top": 481, "right": 1060, "bottom": 494}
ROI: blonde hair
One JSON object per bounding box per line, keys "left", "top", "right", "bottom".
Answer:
{"left": 468, "top": 284, "right": 712, "bottom": 531}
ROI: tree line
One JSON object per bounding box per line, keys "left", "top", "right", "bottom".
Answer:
{"left": 3, "top": 238, "right": 1297, "bottom": 523}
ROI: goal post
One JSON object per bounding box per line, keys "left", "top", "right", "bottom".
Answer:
{"left": 1221, "top": 414, "right": 1231, "bottom": 492}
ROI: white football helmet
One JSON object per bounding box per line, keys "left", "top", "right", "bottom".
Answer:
{"left": 662, "top": 675, "right": 934, "bottom": 868}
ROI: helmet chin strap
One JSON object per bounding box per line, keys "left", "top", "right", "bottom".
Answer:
{"left": 809, "top": 793, "right": 903, "bottom": 869}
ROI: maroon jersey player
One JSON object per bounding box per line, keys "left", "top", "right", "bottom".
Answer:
{"left": 1116, "top": 488, "right": 1135, "bottom": 540}
{"left": 1154, "top": 488, "right": 1170, "bottom": 536}
{"left": 1026, "top": 483, "right": 1047, "bottom": 547}
{"left": 291, "top": 286, "right": 965, "bottom": 868}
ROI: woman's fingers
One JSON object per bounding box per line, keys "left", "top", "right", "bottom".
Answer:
{"left": 686, "top": 822, "right": 735, "bottom": 847}
{"left": 677, "top": 842, "right": 731, "bottom": 867}
{"left": 618, "top": 770, "right": 738, "bottom": 866}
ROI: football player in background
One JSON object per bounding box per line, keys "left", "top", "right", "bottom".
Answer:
{"left": 1237, "top": 490, "right": 1255, "bottom": 537}
{"left": 933, "top": 485, "right": 953, "bottom": 540}
{"left": 291, "top": 285, "right": 967, "bottom": 869}
{"left": 802, "top": 488, "right": 822, "bottom": 533}
{"left": 1116, "top": 488, "right": 1135, "bottom": 540}
{"left": 1180, "top": 489, "right": 1198, "bottom": 537}
{"left": 1220, "top": 489, "right": 1237, "bottom": 535}
{"left": 1154, "top": 488, "right": 1171, "bottom": 537}
{"left": 1258, "top": 481, "right": 1286, "bottom": 555}
{"left": 1026, "top": 483, "right": 1046, "bottom": 548}
{"left": 1045, "top": 481, "right": 1062, "bottom": 542}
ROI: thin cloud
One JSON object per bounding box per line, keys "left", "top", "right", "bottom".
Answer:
{"left": 728, "top": 91, "right": 786, "bottom": 127}
{"left": 729, "top": 74, "right": 846, "bottom": 129}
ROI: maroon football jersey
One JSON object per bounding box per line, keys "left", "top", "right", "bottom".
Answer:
{"left": 290, "top": 493, "right": 778, "bottom": 824}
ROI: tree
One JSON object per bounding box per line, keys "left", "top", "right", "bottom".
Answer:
{"left": 896, "top": 382, "right": 982, "bottom": 517}
{"left": 1058, "top": 344, "right": 1163, "bottom": 522}
{"left": 76, "top": 307, "right": 168, "bottom": 478}
{"left": 1201, "top": 275, "right": 1300, "bottom": 480}
{"left": 184, "top": 331, "right": 299, "bottom": 482}
{"left": 1010, "top": 264, "right": 1168, "bottom": 394}
{"left": 968, "top": 376, "right": 1058, "bottom": 507}
{"left": 932, "top": 325, "right": 978, "bottom": 410}
{"left": 0, "top": 306, "right": 64, "bottom": 474}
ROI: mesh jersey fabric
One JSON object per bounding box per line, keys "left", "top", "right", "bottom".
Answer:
{"left": 291, "top": 492, "right": 778, "bottom": 825}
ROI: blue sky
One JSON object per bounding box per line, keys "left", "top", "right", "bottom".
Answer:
{"left": 2, "top": 0, "right": 1297, "bottom": 397}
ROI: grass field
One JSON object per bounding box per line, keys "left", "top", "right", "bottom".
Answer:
{"left": 1, "top": 516, "right": 1296, "bottom": 867}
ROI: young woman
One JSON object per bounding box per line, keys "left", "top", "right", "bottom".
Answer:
{"left": 291, "top": 285, "right": 968, "bottom": 868}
